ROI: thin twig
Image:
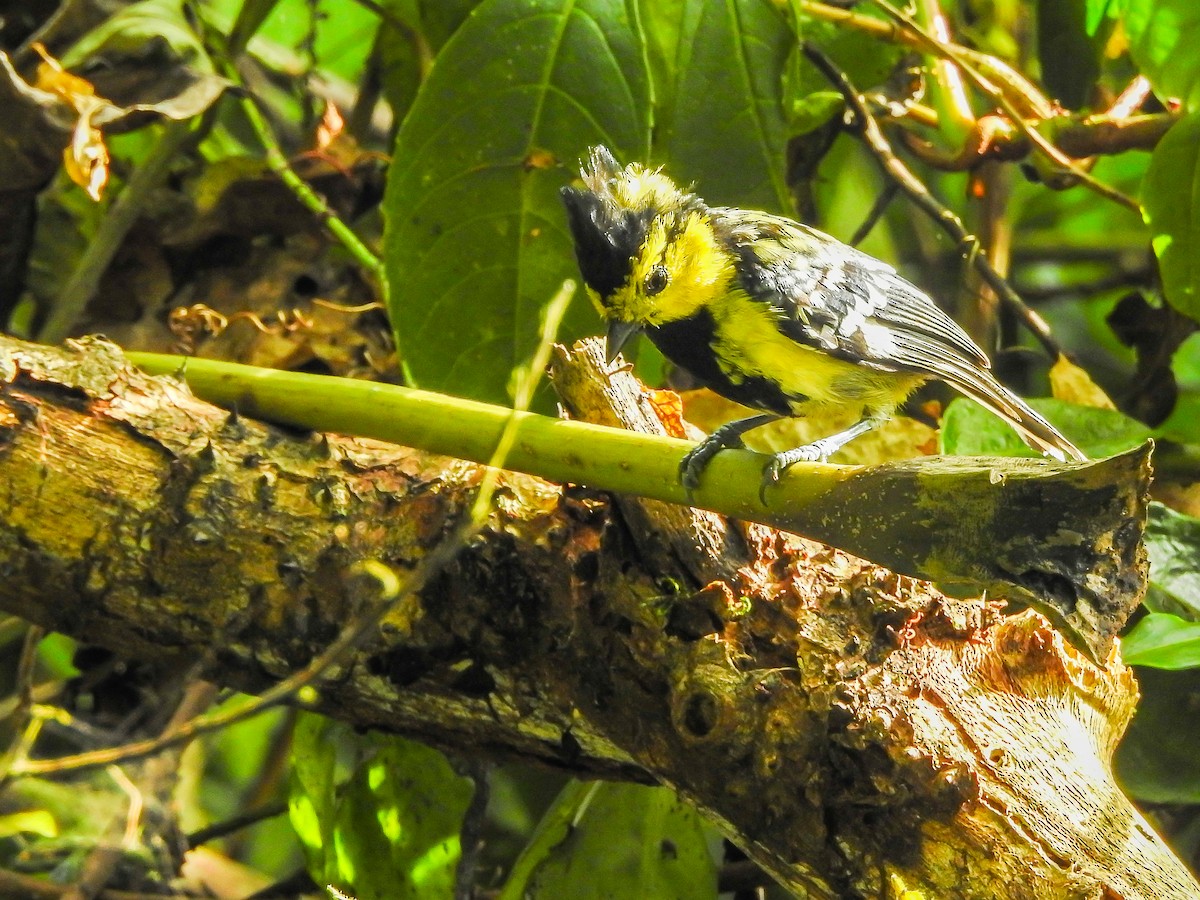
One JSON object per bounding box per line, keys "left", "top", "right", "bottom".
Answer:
{"left": 185, "top": 802, "right": 289, "bottom": 848}
{"left": 848, "top": 181, "right": 901, "bottom": 246}
{"left": 1106, "top": 75, "right": 1153, "bottom": 119}
{"left": 454, "top": 762, "right": 492, "bottom": 900}
{"left": 870, "top": 0, "right": 1139, "bottom": 212}
{"left": 803, "top": 42, "right": 1066, "bottom": 359}
{"left": 231, "top": 70, "right": 391, "bottom": 307}
{"left": 0, "top": 626, "right": 46, "bottom": 779}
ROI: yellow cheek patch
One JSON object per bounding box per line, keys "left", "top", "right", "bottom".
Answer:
{"left": 622, "top": 213, "right": 733, "bottom": 323}
{"left": 665, "top": 216, "right": 732, "bottom": 308}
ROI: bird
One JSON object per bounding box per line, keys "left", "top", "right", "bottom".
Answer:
{"left": 560, "top": 146, "right": 1086, "bottom": 495}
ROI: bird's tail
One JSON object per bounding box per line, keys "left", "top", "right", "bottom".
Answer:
{"left": 943, "top": 365, "right": 1087, "bottom": 463}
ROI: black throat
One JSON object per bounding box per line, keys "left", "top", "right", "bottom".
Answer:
{"left": 646, "top": 310, "right": 795, "bottom": 417}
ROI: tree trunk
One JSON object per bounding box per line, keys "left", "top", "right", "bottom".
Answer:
{"left": 0, "top": 334, "right": 1192, "bottom": 899}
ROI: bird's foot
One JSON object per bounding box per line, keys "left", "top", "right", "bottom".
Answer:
{"left": 679, "top": 429, "right": 747, "bottom": 493}
{"left": 758, "top": 441, "right": 832, "bottom": 503}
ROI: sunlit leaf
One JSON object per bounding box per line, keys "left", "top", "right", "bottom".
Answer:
{"left": 37, "top": 633, "right": 79, "bottom": 678}
{"left": 500, "top": 782, "right": 716, "bottom": 900}
{"left": 289, "top": 713, "right": 474, "bottom": 900}
{"left": 1123, "top": 613, "right": 1200, "bottom": 668}
{"left": 939, "top": 396, "right": 1151, "bottom": 459}
{"left": 1120, "top": 0, "right": 1200, "bottom": 110}
{"left": 383, "top": 0, "right": 651, "bottom": 405}
{"left": 0, "top": 810, "right": 58, "bottom": 839}
{"left": 1143, "top": 112, "right": 1200, "bottom": 321}
{"left": 1085, "top": 0, "right": 1118, "bottom": 35}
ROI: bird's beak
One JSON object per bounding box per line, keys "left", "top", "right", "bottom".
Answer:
{"left": 606, "top": 320, "right": 640, "bottom": 363}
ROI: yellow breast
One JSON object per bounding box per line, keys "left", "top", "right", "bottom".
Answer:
{"left": 708, "top": 292, "right": 927, "bottom": 414}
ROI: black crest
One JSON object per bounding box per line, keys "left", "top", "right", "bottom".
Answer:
{"left": 561, "top": 186, "right": 652, "bottom": 300}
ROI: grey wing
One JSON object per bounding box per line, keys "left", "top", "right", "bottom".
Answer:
{"left": 713, "top": 210, "right": 991, "bottom": 379}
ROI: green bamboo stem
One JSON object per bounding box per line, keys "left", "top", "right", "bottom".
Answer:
{"left": 126, "top": 348, "right": 1151, "bottom": 660}
{"left": 126, "top": 350, "right": 850, "bottom": 517}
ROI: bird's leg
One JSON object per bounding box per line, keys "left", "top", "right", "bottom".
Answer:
{"left": 761, "top": 414, "right": 888, "bottom": 498}
{"left": 680, "top": 414, "right": 779, "bottom": 492}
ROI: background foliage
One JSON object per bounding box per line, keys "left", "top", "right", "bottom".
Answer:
{"left": 2, "top": 0, "right": 1200, "bottom": 895}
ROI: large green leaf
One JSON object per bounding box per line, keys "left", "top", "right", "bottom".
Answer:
{"left": 1143, "top": 111, "right": 1200, "bottom": 321}
{"left": 1120, "top": 0, "right": 1200, "bottom": 111}
{"left": 499, "top": 782, "right": 716, "bottom": 899}
{"left": 419, "top": 0, "right": 491, "bottom": 50}
{"left": 383, "top": 0, "right": 651, "bottom": 403}
{"left": 939, "top": 396, "right": 1151, "bottom": 459}
{"left": 658, "top": 0, "right": 794, "bottom": 213}
{"left": 636, "top": 0, "right": 686, "bottom": 117}
{"left": 289, "top": 713, "right": 474, "bottom": 900}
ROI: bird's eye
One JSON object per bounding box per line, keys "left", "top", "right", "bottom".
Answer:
{"left": 644, "top": 265, "right": 669, "bottom": 296}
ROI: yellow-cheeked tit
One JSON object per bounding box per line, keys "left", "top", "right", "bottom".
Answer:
{"left": 560, "top": 146, "right": 1086, "bottom": 492}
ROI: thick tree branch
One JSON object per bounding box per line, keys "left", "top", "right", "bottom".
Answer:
{"left": 0, "top": 335, "right": 1192, "bottom": 898}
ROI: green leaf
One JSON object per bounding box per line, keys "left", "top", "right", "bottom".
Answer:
{"left": 1143, "top": 502, "right": 1200, "bottom": 618}
{"left": 420, "top": 0, "right": 491, "bottom": 50}
{"left": 289, "top": 713, "right": 475, "bottom": 900}
{"left": 500, "top": 782, "right": 716, "bottom": 900}
{"left": 636, "top": 0, "right": 686, "bottom": 117}
{"left": 1143, "top": 111, "right": 1200, "bottom": 321}
{"left": 782, "top": 5, "right": 902, "bottom": 135}
{"left": 383, "top": 0, "right": 651, "bottom": 404}
{"left": 1037, "top": 0, "right": 1100, "bottom": 109}
{"left": 939, "top": 397, "right": 1151, "bottom": 459}
{"left": 0, "top": 810, "right": 58, "bottom": 839}
{"left": 1085, "top": 0, "right": 1118, "bottom": 34}
{"left": 1116, "top": 667, "right": 1200, "bottom": 802}
{"left": 784, "top": 90, "right": 844, "bottom": 136}
{"left": 1123, "top": 613, "right": 1200, "bottom": 667}
{"left": 60, "top": 0, "right": 210, "bottom": 70}
{"left": 658, "top": 0, "right": 794, "bottom": 212}
{"left": 1120, "top": 0, "right": 1200, "bottom": 111}
{"left": 36, "top": 633, "right": 79, "bottom": 679}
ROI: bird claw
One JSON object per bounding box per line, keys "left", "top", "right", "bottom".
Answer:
{"left": 679, "top": 432, "right": 747, "bottom": 494}
{"left": 757, "top": 443, "right": 830, "bottom": 504}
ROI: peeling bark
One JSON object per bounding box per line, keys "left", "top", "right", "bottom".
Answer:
{"left": 0, "top": 334, "right": 1192, "bottom": 899}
